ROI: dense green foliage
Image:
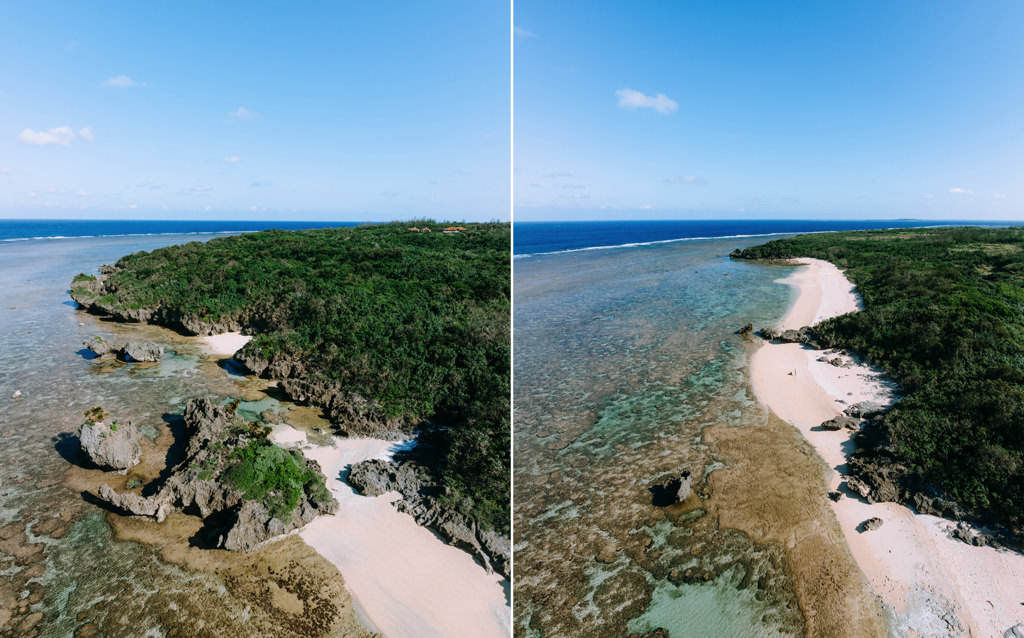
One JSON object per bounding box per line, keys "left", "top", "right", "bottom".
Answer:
{"left": 77, "top": 222, "right": 510, "bottom": 531}
{"left": 736, "top": 227, "right": 1024, "bottom": 523}
{"left": 225, "top": 440, "right": 331, "bottom": 520}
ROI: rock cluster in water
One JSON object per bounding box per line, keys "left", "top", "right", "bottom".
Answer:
{"left": 347, "top": 457, "right": 510, "bottom": 579}
{"left": 84, "top": 337, "right": 163, "bottom": 362}
{"left": 78, "top": 412, "right": 141, "bottom": 472}
{"left": 95, "top": 398, "right": 337, "bottom": 551}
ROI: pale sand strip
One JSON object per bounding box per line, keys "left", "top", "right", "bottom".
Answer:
{"left": 751, "top": 258, "right": 1024, "bottom": 637}
{"left": 270, "top": 424, "right": 510, "bottom": 638}
{"left": 200, "top": 331, "right": 252, "bottom": 355}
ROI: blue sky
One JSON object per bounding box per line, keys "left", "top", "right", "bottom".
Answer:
{"left": 514, "top": 2, "right": 1024, "bottom": 221}
{"left": 0, "top": 2, "right": 509, "bottom": 221}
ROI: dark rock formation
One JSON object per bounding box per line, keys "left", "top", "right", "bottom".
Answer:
{"left": 649, "top": 471, "right": 694, "bottom": 508}
{"left": 123, "top": 341, "right": 163, "bottom": 362}
{"left": 278, "top": 378, "right": 413, "bottom": 437}
{"left": 859, "top": 517, "right": 884, "bottom": 532}
{"left": 828, "top": 491, "right": 842, "bottom": 502}
{"left": 737, "top": 323, "right": 753, "bottom": 336}
{"left": 759, "top": 326, "right": 824, "bottom": 349}
{"left": 819, "top": 415, "right": 861, "bottom": 431}
{"left": 843, "top": 401, "right": 887, "bottom": 419}
{"left": 348, "top": 458, "right": 510, "bottom": 579}
{"left": 79, "top": 418, "right": 141, "bottom": 471}
{"left": 83, "top": 338, "right": 163, "bottom": 362}
{"left": 948, "top": 522, "right": 1001, "bottom": 548}
{"left": 95, "top": 398, "right": 336, "bottom": 551}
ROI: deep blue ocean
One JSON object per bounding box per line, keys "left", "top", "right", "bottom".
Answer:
{"left": 0, "top": 219, "right": 365, "bottom": 242}
{"left": 513, "top": 219, "right": 1016, "bottom": 256}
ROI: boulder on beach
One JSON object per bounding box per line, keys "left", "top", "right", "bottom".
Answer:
{"left": 78, "top": 413, "right": 141, "bottom": 472}
{"left": 859, "top": 517, "right": 884, "bottom": 532}
{"left": 843, "top": 401, "right": 887, "bottom": 419}
{"left": 819, "top": 415, "right": 861, "bottom": 431}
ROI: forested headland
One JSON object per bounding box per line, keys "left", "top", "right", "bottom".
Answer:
{"left": 72, "top": 221, "right": 510, "bottom": 534}
{"left": 734, "top": 226, "right": 1024, "bottom": 531}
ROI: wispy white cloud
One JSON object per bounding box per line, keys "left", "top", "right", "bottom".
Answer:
{"left": 666, "top": 175, "right": 707, "bottom": 185}
{"left": 137, "top": 181, "right": 166, "bottom": 190}
{"left": 0, "top": 168, "right": 12, "bottom": 174}
{"left": 561, "top": 184, "right": 586, "bottom": 189}
{"left": 106, "top": 75, "right": 144, "bottom": 88}
{"left": 191, "top": 185, "right": 212, "bottom": 192}
{"left": 923, "top": 194, "right": 935, "bottom": 199}
{"left": 949, "top": 187, "right": 973, "bottom": 195}
{"left": 514, "top": 26, "right": 537, "bottom": 39}
{"left": 992, "top": 193, "right": 1007, "bottom": 199}
{"left": 545, "top": 171, "right": 573, "bottom": 178}
{"left": 18, "top": 126, "right": 76, "bottom": 146}
{"left": 615, "top": 88, "right": 678, "bottom": 114}
{"left": 78, "top": 126, "right": 94, "bottom": 142}
{"left": 229, "top": 106, "right": 257, "bottom": 119}
{"left": 223, "top": 155, "right": 241, "bottom": 163}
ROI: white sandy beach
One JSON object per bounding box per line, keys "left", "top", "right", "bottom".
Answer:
{"left": 751, "top": 258, "right": 1024, "bottom": 637}
{"left": 200, "top": 331, "right": 252, "bottom": 356}
{"left": 269, "top": 424, "right": 510, "bottom": 638}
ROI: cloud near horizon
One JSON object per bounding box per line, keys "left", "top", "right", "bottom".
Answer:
{"left": 615, "top": 88, "right": 678, "bottom": 114}
{"left": 229, "top": 106, "right": 257, "bottom": 119}
{"left": 105, "top": 75, "right": 143, "bottom": 88}
{"left": 223, "top": 155, "right": 241, "bottom": 163}
{"left": 949, "top": 187, "right": 973, "bottom": 195}
{"left": 514, "top": 26, "right": 537, "bottom": 39}
{"left": 18, "top": 126, "right": 93, "bottom": 146}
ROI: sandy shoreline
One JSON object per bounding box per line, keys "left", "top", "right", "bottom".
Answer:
{"left": 751, "top": 258, "right": 1024, "bottom": 636}
{"left": 269, "top": 425, "right": 511, "bottom": 638}
{"left": 200, "top": 331, "right": 252, "bottom": 355}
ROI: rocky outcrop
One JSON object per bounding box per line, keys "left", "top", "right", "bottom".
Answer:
{"left": 95, "top": 398, "right": 336, "bottom": 551}
{"left": 348, "top": 458, "right": 511, "bottom": 580}
{"left": 819, "top": 415, "right": 861, "bottom": 431}
{"left": 83, "top": 338, "right": 163, "bottom": 362}
{"left": 859, "top": 517, "right": 884, "bottom": 532}
{"left": 278, "top": 378, "right": 413, "bottom": 437}
{"left": 843, "top": 401, "right": 887, "bottom": 419}
{"left": 759, "top": 325, "right": 825, "bottom": 349}
{"left": 71, "top": 271, "right": 246, "bottom": 336}
{"left": 78, "top": 418, "right": 141, "bottom": 471}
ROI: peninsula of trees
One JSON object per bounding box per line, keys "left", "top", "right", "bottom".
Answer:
{"left": 71, "top": 222, "right": 510, "bottom": 536}
{"left": 734, "top": 226, "right": 1024, "bottom": 533}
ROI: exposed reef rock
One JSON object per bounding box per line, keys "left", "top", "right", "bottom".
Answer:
{"left": 78, "top": 415, "right": 141, "bottom": 471}
{"left": 83, "top": 337, "right": 163, "bottom": 362}
{"left": 649, "top": 470, "right": 694, "bottom": 508}
{"left": 758, "top": 325, "right": 825, "bottom": 349}
{"left": 95, "top": 398, "right": 336, "bottom": 551}
{"left": 859, "top": 517, "right": 884, "bottom": 532}
{"left": 347, "top": 457, "right": 510, "bottom": 579}
{"left": 819, "top": 415, "right": 861, "bottom": 431}
{"left": 276, "top": 378, "right": 413, "bottom": 437}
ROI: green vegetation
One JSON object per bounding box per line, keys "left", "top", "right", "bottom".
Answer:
{"left": 78, "top": 222, "right": 510, "bottom": 532}
{"left": 735, "top": 226, "right": 1024, "bottom": 524}
{"left": 225, "top": 441, "right": 331, "bottom": 520}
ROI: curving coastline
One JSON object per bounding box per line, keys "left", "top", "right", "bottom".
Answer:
{"left": 752, "top": 258, "right": 1024, "bottom": 637}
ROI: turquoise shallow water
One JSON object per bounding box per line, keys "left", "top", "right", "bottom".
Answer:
{"left": 513, "top": 236, "right": 803, "bottom": 637}
{"left": 0, "top": 234, "right": 288, "bottom": 635}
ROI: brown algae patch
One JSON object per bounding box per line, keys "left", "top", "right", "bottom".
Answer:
{"left": 704, "top": 387, "right": 887, "bottom": 637}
